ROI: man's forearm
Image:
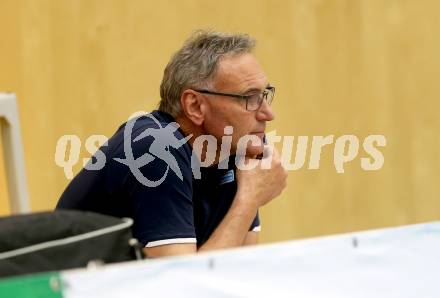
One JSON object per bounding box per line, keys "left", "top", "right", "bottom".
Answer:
{"left": 198, "top": 192, "right": 258, "bottom": 252}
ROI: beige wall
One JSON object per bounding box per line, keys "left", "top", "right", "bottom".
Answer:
{"left": 0, "top": 0, "right": 439, "bottom": 243}
{"left": 0, "top": 0, "right": 19, "bottom": 216}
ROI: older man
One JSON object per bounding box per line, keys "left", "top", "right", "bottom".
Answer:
{"left": 56, "top": 30, "right": 287, "bottom": 257}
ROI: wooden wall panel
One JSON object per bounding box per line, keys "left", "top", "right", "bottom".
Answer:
{"left": 0, "top": 0, "right": 439, "bottom": 243}
{"left": 0, "top": 0, "right": 20, "bottom": 216}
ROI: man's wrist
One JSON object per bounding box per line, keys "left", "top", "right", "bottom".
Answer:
{"left": 231, "top": 191, "right": 259, "bottom": 216}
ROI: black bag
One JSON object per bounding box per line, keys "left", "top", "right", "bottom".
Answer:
{"left": 0, "top": 210, "right": 143, "bottom": 278}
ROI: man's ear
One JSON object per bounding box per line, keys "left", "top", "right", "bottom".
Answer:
{"left": 180, "top": 90, "right": 206, "bottom": 126}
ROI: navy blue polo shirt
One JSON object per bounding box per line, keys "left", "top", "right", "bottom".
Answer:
{"left": 56, "top": 110, "right": 260, "bottom": 248}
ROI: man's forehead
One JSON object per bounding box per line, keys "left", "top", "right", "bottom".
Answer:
{"left": 213, "top": 53, "right": 269, "bottom": 91}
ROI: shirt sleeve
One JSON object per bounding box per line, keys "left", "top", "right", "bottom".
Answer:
{"left": 249, "top": 210, "right": 261, "bottom": 232}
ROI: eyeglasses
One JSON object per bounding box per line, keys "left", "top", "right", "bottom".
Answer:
{"left": 193, "top": 86, "right": 275, "bottom": 111}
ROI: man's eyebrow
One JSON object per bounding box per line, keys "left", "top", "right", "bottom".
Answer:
{"left": 242, "top": 84, "right": 271, "bottom": 94}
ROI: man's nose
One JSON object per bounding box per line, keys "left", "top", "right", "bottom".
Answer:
{"left": 256, "top": 100, "right": 275, "bottom": 121}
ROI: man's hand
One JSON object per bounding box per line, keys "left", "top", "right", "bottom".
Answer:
{"left": 235, "top": 146, "right": 288, "bottom": 209}
{"left": 145, "top": 146, "right": 287, "bottom": 257}
{"left": 198, "top": 146, "right": 287, "bottom": 252}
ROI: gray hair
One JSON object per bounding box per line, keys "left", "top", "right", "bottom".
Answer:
{"left": 158, "top": 30, "right": 256, "bottom": 117}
